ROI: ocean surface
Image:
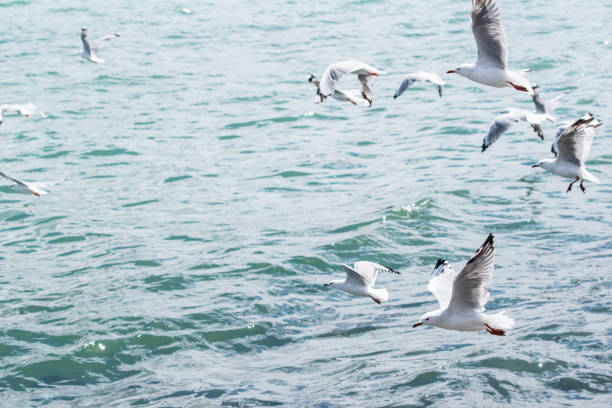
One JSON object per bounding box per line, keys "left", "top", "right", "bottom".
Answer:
{"left": 1, "top": 0, "right": 611, "bottom": 406}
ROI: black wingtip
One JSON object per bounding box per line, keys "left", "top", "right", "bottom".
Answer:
{"left": 384, "top": 265, "right": 401, "bottom": 275}
{"left": 481, "top": 142, "right": 488, "bottom": 153}
{"left": 434, "top": 258, "right": 446, "bottom": 269}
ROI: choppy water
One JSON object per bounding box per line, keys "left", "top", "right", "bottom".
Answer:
{"left": 1, "top": 0, "right": 611, "bottom": 406}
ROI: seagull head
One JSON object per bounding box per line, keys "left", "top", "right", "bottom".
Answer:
{"left": 324, "top": 279, "right": 343, "bottom": 287}
{"left": 413, "top": 311, "right": 441, "bottom": 328}
{"left": 81, "top": 27, "right": 88, "bottom": 35}
{"left": 531, "top": 158, "right": 554, "bottom": 169}
{"left": 446, "top": 64, "right": 473, "bottom": 77}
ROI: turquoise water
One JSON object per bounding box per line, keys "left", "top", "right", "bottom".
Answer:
{"left": 1, "top": 0, "right": 611, "bottom": 406}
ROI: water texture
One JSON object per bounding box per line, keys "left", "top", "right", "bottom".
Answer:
{"left": 0, "top": 0, "right": 611, "bottom": 406}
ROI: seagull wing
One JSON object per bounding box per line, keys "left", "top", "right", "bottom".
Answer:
{"left": 335, "top": 89, "right": 369, "bottom": 106}
{"left": 0, "top": 171, "right": 25, "bottom": 186}
{"left": 357, "top": 74, "right": 374, "bottom": 107}
{"left": 343, "top": 261, "right": 398, "bottom": 288}
{"left": 531, "top": 88, "right": 547, "bottom": 114}
{"left": 551, "top": 124, "right": 568, "bottom": 157}
{"left": 471, "top": 0, "right": 508, "bottom": 69}
{"left": 482, "top": 111, "right": 520, "bottom": 152}
{"left": 447, "top": 234, "right": 495, "bottom": 313}
{"left": 556, "top": 113, "right": 601, "bottom": 167}
{"left": 93, "top": 33, "right": 120, "bottom": 53}
{"left": 427, "top": 259, "right": 459, "bottom": 309}
{"left": 546, "top": 91, "right": 569, "bottom": 115}
{"left": 394, "top": 77, "right": 415, "bottom": 99}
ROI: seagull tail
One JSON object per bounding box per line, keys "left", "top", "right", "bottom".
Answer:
{"left": 583, "top": 170, "right": 600, "bottom": 184}
{"left": 369, "top": 288, "right": 389, "bottom": 303}
{"left": 485, "top": 311, "right": 515, "bottom": 330}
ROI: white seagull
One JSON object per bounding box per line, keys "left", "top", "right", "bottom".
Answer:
{"left": 308, "top": 74, "right": 369, "bottom": 106}
{"left": 0, "top": 103, "right": 36, "bottom": 126}
{"left": 481, "top": 108, "right": 549, "bottom": 152}
{"left": 394, "top": 71, "right": 446, "bottom": 98}
{"left": 325, "top": 261, "right": 400, "bottom": 304}
{"left": 0, "top": 171, "right": 53, "bottom": 197}
{"left": 532, "top": 113, "right": 601, "bottom": 193}
{"left": 447, "top": 0, "right": 532, "bottom": 94}
{"left": 412, "top": 234, "right": 514, "bottom": 336}
{"left": 80, "top": 27, "right": 121, "bottom": 64}
{"left": 314, "top": 60, "right": 383, "bottom": 107}
{"left": 531, "top": 84, "right": 569, "bottom": 121}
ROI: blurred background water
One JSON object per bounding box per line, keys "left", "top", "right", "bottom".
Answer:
{"left": 0, "top": 0, "right": 611, "bottom": 406}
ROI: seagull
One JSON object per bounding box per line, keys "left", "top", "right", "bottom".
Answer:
{"left": 531, "top": 84, "right": 569, "bottom": 121}
{"left": 314, "top": 60, "right": 383, "bottom": 107}
{"left": 481, "top": 108, "right": 549, "bottom": 152}
{"left": 0, "top": 103, "right": 36, "bottom": 126}
{"left": 412, "top": 234, "right": 514, "bottom": 336}
{"left": 446, "top": 0, "right": 533, "bottom": 94}
{"left": 532, "top": 113, "right": 601, "bottom": 193}
{"left": 325, "top": 261, "right": 400, "bottom": 304}
{"left": 0, "top": 171, "right": 51, "bottom": 197}
{"left": 80, "top": 27, "right": 121, "bottom": 64}
{"left": 394, "top": 71, "right": 446, "bottom": 98}
{"left": 308, "top": 74, "right": 369, "bottom": 106}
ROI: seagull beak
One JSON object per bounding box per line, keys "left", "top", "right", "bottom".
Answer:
{"left": 446, "top": 70, "right": 455, "bottom": 74}
{"left": 531, "top": 164, "right": 539, "bottom": 168}
{"left": 324, "top": 283, "right": 330, "bottom": 287}
{"left": 412, "top": 322, "right": 423, "bottom": 328}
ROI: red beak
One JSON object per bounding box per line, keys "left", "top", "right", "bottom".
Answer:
{"left": 446, "top": 70, "right": 455, "bottom": 74}
{"left": 412, "top": 322, "right": 423, "bottom": 328}
{"left": 370, "top": 72, "right": 379, "bottom": 76}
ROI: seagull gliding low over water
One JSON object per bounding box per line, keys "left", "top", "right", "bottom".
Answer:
{"left": 413, "top": 234, "right": 514, "bottom": 336}
{"left": 325, "top": 261, "right": 400, "bottom": 304}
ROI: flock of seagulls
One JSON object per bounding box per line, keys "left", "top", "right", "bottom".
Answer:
{"left": 0, "top": 1, "right": 604, "bottom": 337}
{"left": 321, "top": 0, "right": 603, "bottom": 336}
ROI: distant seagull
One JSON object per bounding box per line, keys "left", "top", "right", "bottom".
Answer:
{"left": 80, "top": 27, "right": 121, "bottom": 64}
{"left": 314, "top": 60, "right": 383, "bottom": 107}
{"left": 325, "top": 262, "right": 400, "bottom": 304}
{"left": 446, "top": 0, "right": 532, "bottom": 94}
{"left": 412, "top": 234, "right": 514, "bottom": 336}
{"left": 394, "top": 71, "right": 446, "bottom": 98}
{"left": 531, "top": 84, "right": 569, "bottom": 121}
{"left": 481, "top": 108, "right": 549, "bottom": 152}
{"left": 0, "top": 171, "right": 58, "bottom": 197}
{"left": 308, "top": 74, "right": 369, "bottom": 106}
{"left": 0, "top": 104, "right": 36, "bottom": 126}
{"left": 532, "top": 113, "right": 601, "bottom": 193}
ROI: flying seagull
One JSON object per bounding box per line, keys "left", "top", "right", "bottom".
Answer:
{"left": 394, "top": 71, "right": 446, "bottom": 98}
{"left": 447, "top": 0, "right": 533, "bottom": 94}
{"left": 80, "top": 27, "right": 121, "bottom": 64}
{"left": 314, "top": 60, "right": 383, "bottom": 107}
{"left": 481, "top": 108, "right": 549, "bottom": 152}
{"left": 325, "top": 261, "right": 400, "bottom": 304}
{"left": 532, "top": 113, "right": 601, "bottom": 193}
{"left": 412, "top": 234, "right": 514, "bottom": 336}
{"left": 0, "top": 104, "right": 36, "bottom": 126}
{"left": 308, "top": 74, "right": 369, "bottom": 106}
{"left": 0, "top": 171, "right": 53, "bottom": 197}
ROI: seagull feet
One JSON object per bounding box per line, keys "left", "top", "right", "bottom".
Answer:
{"left": 580, "top": 180, "right": 586, "bottom": 193}
{"left": 505, "top": 81, "right": 529, "bottom": 93}
{"left": 485, "top": 323, "right": 505, "bottom": 336}
{"left": 566, "top": 176, "right": 580, "bottom": 193}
